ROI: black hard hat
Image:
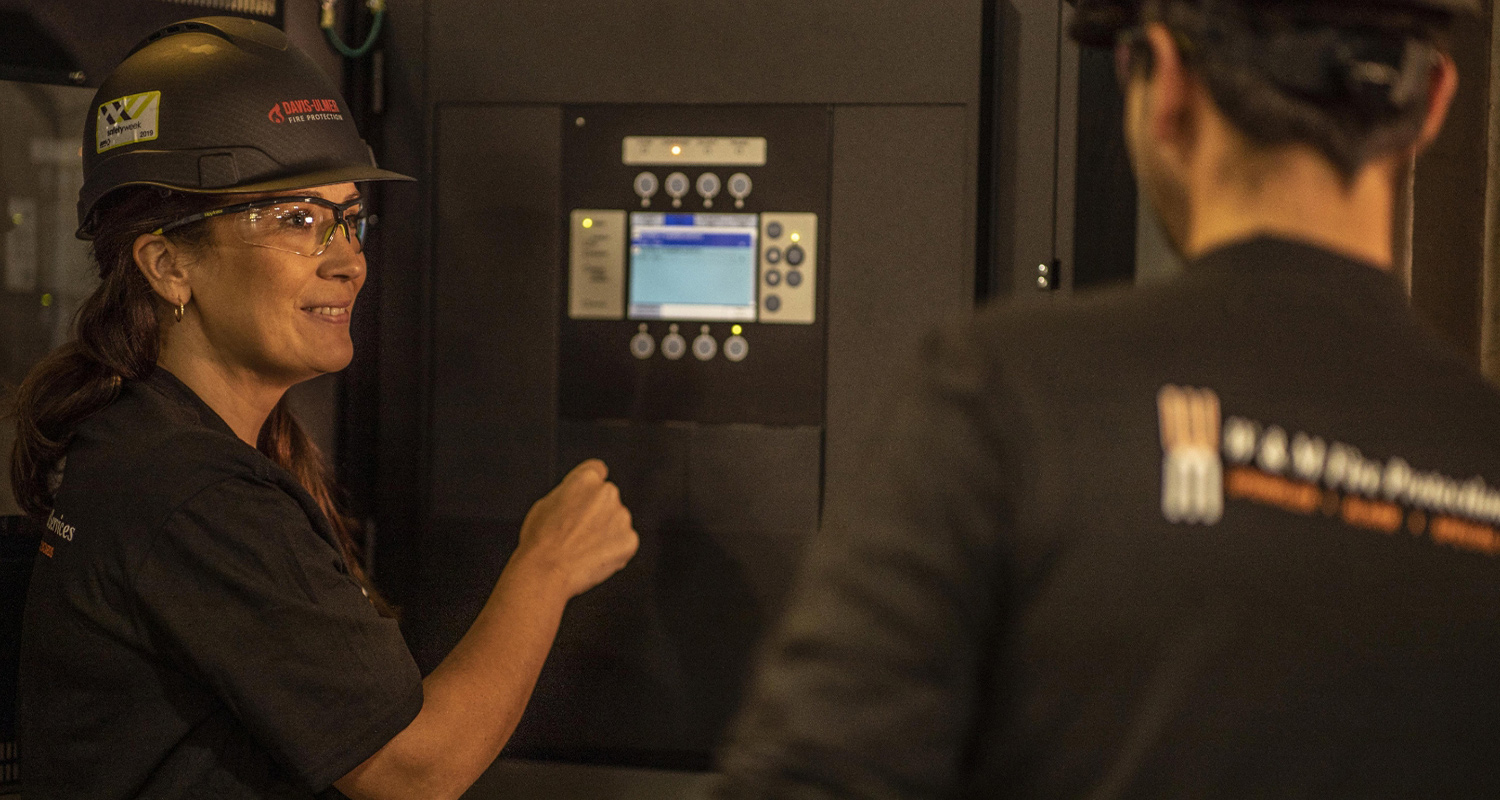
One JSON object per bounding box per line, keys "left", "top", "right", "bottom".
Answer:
{"left": 77, "top": 16, "right": 411, "bottom": 238}
{"left": 1068, "top": 0, "right": 1480, "bottom": 48}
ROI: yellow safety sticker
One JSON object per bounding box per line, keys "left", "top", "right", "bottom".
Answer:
{"left": 96, "top": 91, "right": 161, "bottom": 153}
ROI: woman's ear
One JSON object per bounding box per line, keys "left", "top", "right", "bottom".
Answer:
{"left": 133, "top": 232, "right": 192, "bottom": 309}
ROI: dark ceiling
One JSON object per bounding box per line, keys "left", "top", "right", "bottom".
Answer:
{"left": 0, "top": 0, "right": 281, "bottom": 88}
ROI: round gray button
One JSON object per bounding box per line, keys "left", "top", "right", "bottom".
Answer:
{"left": 634, "top": 171, "right": 659, "bottom": 199}
{"left": 630, "top": 331, "right": 656, "bottom": 359}
{"left": 696, "top": 172, "right": 721, "bottom": 199}
{"left": 727, "top": 172, "right": 752, "bottom": 199}
{"left": 661, "top": 332, "right": 687, "bottom": 360}
{"left": 765, "top": 269, "right": 781, "bottom": 286}
{"left": 766, "top": 221, "right": 783, "bottom": 239}
{"left": 765, "top": 247, "right": 781, "bottom": 265}
{"left": 765, "top": 294, "right": 781, "bottom": 312}
{"left": 692, "top": 333, "right": 718, "bottom": 361}
{"left": 786, "top": 269, "right": 803, "bottom": 287}
{"left": 785, "top": 245, "right": 805, "bottom": 266}
{"left": 665, "top": 172, "right": 690, "bottom": 199}
{"left": 724, "top": 335, "right": 748, "bottom": 362}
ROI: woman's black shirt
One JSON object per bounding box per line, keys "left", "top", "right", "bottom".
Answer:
{"left": 19, "top": 368, "right": 423, "bottom": 798}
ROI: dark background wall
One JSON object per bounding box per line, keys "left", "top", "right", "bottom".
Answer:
{"left": 6, "top": 1, "right": 1500, "bottom": 797}
{"left": 1411, "top": 0, "right": 1495, "bottom": 364}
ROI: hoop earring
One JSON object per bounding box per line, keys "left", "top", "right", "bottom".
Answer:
{"left": 174, "top": 303, "right": 186, "bottom": 323}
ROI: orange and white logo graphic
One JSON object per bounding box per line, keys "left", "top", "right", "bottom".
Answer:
{"left": 1158, "top": 385, "right": 1224, "bottom": 525}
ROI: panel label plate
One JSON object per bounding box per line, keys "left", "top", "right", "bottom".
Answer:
{"left": 569, "top": 210, "right": 627, "bottom": 319}
{"left": 622, "top": 136, "right": 767, "bottom": 166}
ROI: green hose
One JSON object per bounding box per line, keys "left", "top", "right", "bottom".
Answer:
{"left": 321, "top": 0, "right": 385, "bottom": 59}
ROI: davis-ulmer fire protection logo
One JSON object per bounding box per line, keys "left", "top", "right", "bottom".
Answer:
{"left": 1156, "top": 383, "right": 1500, "bottom": 558}
{"left": 267, "top": 98, "right": 343, "bottom": 124}
{"left": 96, "top": 91, "right": 161, "bottom": 153}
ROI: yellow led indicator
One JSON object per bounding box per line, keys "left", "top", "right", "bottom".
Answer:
{"left": 671, "top": 145, "right": 682, "bottom": 155}
{"left": 581, "top": 218, "right": 594, "bottom": 228}
{"left": 40, "top": 293, "right": 53, "bottom": 307}
{"left": 790, "top": 232, "right": 801, "bottom": 242}
{"left": 732, "top": 325, "right": 743, "bottom": 335}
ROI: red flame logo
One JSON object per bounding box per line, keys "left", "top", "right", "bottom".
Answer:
{"left": 267, "top": 103, "right": 284, "bottom": 124}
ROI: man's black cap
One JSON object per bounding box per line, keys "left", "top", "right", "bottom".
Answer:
{"left": 1069, "top": 0, "right": 1480, "bottom": 47}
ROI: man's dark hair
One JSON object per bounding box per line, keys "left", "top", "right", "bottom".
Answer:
{"left": 1137, "top": 0, "right": 1451, "bottom": 181}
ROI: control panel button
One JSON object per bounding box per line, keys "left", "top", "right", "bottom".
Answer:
{"left": 765, "top": 247, "right": 781, "bottom": 265}
{"left": 661, "top": 332, "right": 687, "bottom": 360}
{"left": 766, "top": 221, "right": 783, "bottom": 239}
{"left": 724, "top": 335, "right": 748, "bottom": 362}
{"left": 785, "top": 245, "right": 805, "bottom": 266}
{"left": 634, "top": 172, "right": 659, "bottom": 205}
{"left": 692, "top": 333, "right": 718, "bottom": 361}
{"left": 765, "top": 269, "right": 781, "bottom": 286}
{"left": 630, "top": 331, "right": 655, "bottom": 359}
{"left": 765, "top": 294, "right": 781, "bottom": 312}
{"left": 785, "top": 269, "right": 803, "bottom": 287}
{"left": 727, "top": 172, "right": 752, "bottom": 208}
{"left": 696, "top": 172, "right": 721, "bottom": 203}
{"left": 669, "top": 171, "right": 690, "bottom": 201}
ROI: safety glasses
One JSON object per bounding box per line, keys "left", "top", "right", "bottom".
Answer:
{"left": 153, "top": 194, "right": 368, "bottom": 257}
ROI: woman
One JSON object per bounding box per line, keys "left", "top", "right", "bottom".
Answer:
{"left": 10, "top": 17, "right": 638, "bottom": 800}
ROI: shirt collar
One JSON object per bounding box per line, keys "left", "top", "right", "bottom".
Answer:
{"left": 140, "top": 366, "right": 241, "bottom": 442}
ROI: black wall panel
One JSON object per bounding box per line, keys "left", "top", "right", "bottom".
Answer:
{"left": 370, "top": 0, "right": 1006, "bottom": 793}
{"left": 825, "top": 104, "right": 976, "bottom": 503}
{"left": 427, "top": 1, "right": 982, "bottom": 106}
{"left": 430, "top": 105, "right": 562, "bottom": 521}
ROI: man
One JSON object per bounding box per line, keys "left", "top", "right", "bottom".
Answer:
{"left": 713, "top": 0, "right": 1500, "bottom": 796}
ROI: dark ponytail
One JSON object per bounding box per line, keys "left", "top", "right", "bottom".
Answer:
{"left": 9, "top": 187, "right": 196, "bottom": 518}
{"left": 8, "top": 186, "right": 392, "bottom": 615}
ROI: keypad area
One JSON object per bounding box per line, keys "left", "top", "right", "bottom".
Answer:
{"left": 758, "top": 212, "right": 817, "bottom": 325}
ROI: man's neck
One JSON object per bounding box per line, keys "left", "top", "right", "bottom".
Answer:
{"left": 1184, "top": 144, "right": 1400, "bottom": 269}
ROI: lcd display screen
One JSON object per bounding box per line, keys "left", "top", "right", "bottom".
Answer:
{"left": 629, "top": 213, "right": 758, "bottom": 321}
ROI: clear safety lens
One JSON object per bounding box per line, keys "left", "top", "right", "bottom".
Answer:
{"left": 237, "top": 201, "right": 366, "bottom": 256}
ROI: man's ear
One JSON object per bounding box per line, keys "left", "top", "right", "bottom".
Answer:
{"left": 1143, "top": 23, "right": 1195, "bottom": 160}
{"left": 1412, "top": 52, "right": 1459, "bottom": 155}
{"left": 133, "top": 232, "right": 192, "bottom": 310}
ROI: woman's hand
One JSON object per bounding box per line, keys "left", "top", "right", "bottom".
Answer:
{"left": 511, "top": 459, "right": 639, "bottom": 599}
{"left": 337, "top": 460, "right": 638, "bottom": 800}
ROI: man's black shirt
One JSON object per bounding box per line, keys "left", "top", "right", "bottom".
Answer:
{"left": 717, "top": 238, "right": 1500, "bottom": 797}
{"left": 20, "top": 369, "right": 422, "bottom": 798}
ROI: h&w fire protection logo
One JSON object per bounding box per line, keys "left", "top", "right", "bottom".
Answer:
{"left": 1154, "top": 383, "right": 1500, "bottom": 559}
{"left": 1158, "top": 385, "right": 1224, "bottom": 525}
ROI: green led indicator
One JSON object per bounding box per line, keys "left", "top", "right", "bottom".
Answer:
{"left": 41, "top": 293, "right": 53, "bottom": 307}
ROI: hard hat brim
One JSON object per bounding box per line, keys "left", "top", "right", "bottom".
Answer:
{"left": 76, "top": 164, "right": 414, "bottom": 239}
